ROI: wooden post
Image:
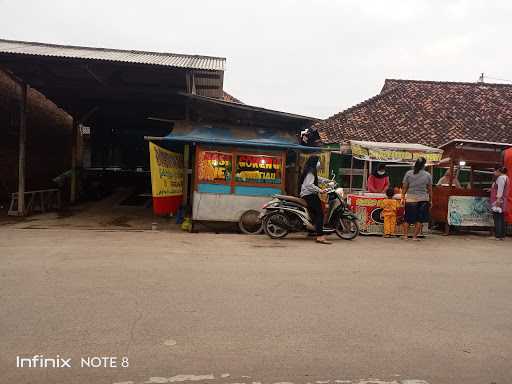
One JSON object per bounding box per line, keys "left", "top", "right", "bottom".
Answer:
{"left": 183, "top": 144, "right": 190, "bottom": 206}
{"left": 70, "top": 118, "right": 78, "bottom": 203}
{"left": 448, "top": 160, "right": 455, "bottom": 187}
{"left": 17, "top": 82, "right": 28, "bottom": 216}
{"left": 445, "top": 159, "right": 455, "bottom": 235}
{"left": 349, "top": 155, "right": 354, "bottom": 193}
{"left": 362, "top": 161, "right": 368, "bottom": 191}
{"left": 469, "top": 166, "right": 474, "bottom": 189}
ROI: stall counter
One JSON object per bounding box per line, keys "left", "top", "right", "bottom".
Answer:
{"left": 431, "top": 186, "right": 492, "bottom": 229}
{"left": 347, "top": 193, "right": 428, "bottom": 235}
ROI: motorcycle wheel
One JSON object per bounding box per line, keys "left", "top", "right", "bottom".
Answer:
{"left": 263, "top": 213, "right": 289, "bottom": 239}
{"left": 335, "top": 216, "right": 359, "bottom": 240}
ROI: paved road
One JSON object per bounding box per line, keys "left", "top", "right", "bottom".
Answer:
{"left": 0, "top": 228, "right": 510, "bottom": 384}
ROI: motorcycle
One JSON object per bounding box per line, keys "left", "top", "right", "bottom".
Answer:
{"left": 259, "top": 178, "right": 359, "bottom": 240}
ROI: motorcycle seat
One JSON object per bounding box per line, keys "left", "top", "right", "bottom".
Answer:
{"left": 274, "top": 194, "right": 308, "bottom": 208}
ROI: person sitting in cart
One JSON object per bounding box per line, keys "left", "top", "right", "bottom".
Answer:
{"left": 437, "top": 167, "right": 462, "bottom": 188}
{"left": 367, "top": 164, "right": 390, "bottom": 193}
{"left": 379, "top": 187, "right": 401, "bottom": 238}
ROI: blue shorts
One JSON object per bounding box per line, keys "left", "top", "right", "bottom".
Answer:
{"left": 405, "top": 202, "right": 430, "bottom": 224}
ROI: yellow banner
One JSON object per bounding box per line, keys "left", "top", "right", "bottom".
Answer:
{"left": 351, "top": 143, "right": 442, "bottom": 163}
{"left": 299, "top": 152, "right": 331, "bottom": 179}
{"left": 149, "top": 142, "right": 184, "bottom": 197}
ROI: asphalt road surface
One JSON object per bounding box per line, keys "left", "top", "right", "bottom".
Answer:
{"left": 0, "top": 228, "right": 511, "bottom": 384}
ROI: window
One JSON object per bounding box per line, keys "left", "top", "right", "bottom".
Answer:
{"left": 197, "top": 150, "right": 232, "bottom": 183}
{"left": 235, "top": 154, "right": 283, "bottom": 184}
{"left": 195, "top": 147, "right": 286, "bottom": 196}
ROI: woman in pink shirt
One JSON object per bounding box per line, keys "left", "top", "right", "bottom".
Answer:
{"left": 367, "top": 164, "right": 390, "bottom": 193}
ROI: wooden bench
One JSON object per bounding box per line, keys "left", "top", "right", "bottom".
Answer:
{"left": 8, "top": 189, "right": 61, "bottom": 216}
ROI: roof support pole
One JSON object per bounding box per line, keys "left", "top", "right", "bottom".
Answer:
{"left": 448, "top": 160, "right": 454, "bottom": 187}
{"left": 349, "top": 155, "right": 354, "bottom": 193}
{"left": 70, "top": 117, "right": 78, "bottom": 204}
{"left": 17, "top": 81, "right": 28, "bottom": 216}
{"left": 69, "top": 106, "right": 97, "bottom": 204}
{"left": 445, "top": 159, "right": 455, "bottom": 235}
{"left": 362, "top": 161, "right": 368, "bottom": 191}
{"left": 182, "top": 144, "right": 190, "bottom": 206}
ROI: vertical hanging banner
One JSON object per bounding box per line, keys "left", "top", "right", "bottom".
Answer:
{"left": 299, "top": 151, "right": 331, "bottom": 179}
{"left": 149, "top": 142, "right": 184, "bottom": 215}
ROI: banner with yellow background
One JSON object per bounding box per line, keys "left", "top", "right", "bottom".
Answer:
{"left": 299, "top": 151, "right": 331, "bottom": 179}
{"left": 149, "top": 143, "right": 184, "bottom": 215}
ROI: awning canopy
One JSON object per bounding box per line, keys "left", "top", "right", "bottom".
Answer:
{"left": 146, "top": 124, "right": 321, "bottom": 151}
{"left": 348, "top": 140, "right": 443, "bottom": 163}
{"left": 438, "top": 139, "right": 512, "bottom": 168}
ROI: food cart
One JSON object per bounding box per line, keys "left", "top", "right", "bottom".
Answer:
{"left": 340, "top": 140, "right": 443, "bottom": 235}
{"left": 147, "top": 123, "right": 319, "bottom": 226}
{"left": 432, "top": 139, "right": 512, "bottom": 234}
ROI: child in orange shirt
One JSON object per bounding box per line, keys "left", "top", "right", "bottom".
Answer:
{"left": 379, "top": 187, "right": 401, "bottom": 238}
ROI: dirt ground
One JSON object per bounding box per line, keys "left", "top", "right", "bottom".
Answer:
{"left": 0, "top": 224, "right": 511, "bottom": 384}
{"left": 0, "top": 191, "right": 183, "bottom": 231}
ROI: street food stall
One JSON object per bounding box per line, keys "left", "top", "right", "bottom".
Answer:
{"left": 146, "top": 122, "right": 319, "bottom": 226}
{"left": 432, "top": 139, "right": 512, "bottom": 234}
{"left": 340, "top": 140, "right": 443, "bottom": 235}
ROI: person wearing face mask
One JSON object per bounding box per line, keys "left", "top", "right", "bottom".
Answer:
{"left": 367, "top": 163, "right": 390, "bottom": 193}
{"left": 299, "top": 155, "right": 331, "bottom": 244}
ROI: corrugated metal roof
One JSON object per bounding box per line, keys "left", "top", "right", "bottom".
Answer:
{"left": 0, "top": 39, "right": 226, "bottom": 71}
{"left": 147, "top": 125, "right": 320, "bottom": 151}
{"left": 182, "top": 92, "right": 319, "bottom": 121}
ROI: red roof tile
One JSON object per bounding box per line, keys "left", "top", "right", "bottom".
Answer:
{"left": 316, "top": 79, "right": 512, "bottom": 147}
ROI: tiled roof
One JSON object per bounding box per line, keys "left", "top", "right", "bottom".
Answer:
{"left": 316, "top": 79, "right": 512, "bottom": 147}
{"left": 0, "top": 38, "right": 226, "bottom": 71}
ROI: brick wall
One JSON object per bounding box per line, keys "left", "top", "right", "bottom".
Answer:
{"left": 0, "top": 70, "right": 72, "bottom": 203}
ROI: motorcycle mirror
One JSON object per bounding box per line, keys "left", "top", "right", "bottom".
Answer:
{"left": 331, "top": 171, "right": 336, "bottom": 180}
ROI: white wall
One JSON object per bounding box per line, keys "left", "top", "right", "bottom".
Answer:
{"left": 192, "top": 191, "right": 270, "bottom": 222}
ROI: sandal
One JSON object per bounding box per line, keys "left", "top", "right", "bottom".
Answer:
{"left": 316, "top": 239, "right": 332, "bottom": 244}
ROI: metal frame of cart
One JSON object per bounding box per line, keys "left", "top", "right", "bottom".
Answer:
{"left": 432, "top": 139, "right": 512, "bottom": 234}
{"left": 336, "top": 140, "right": 443, "bottom": 235}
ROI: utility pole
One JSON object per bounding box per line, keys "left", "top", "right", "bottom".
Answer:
{"left": 17, "top": 82, "right": 28, "bottom": 216}
{"left": 70, "top": 117, "right": 79, "bottom": 204}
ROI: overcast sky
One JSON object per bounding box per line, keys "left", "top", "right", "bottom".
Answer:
{"left": 1, "top": 0, "right": 511, "bottom": 118}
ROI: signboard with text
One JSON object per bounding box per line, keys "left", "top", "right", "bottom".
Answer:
{"left": 447, "top": 196, "right": 493, "bottom": 227}
{"left": 235, "top": 154, "right": 283, "bottom": 184}
{"left": 197, "top": 151, "right": 232, "bottom": 183}
{"left": 350, "top": 142, "right": 443, "bottom": 163}
{"left": 149, "top": 142, "right": 183, "bottom": 215}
